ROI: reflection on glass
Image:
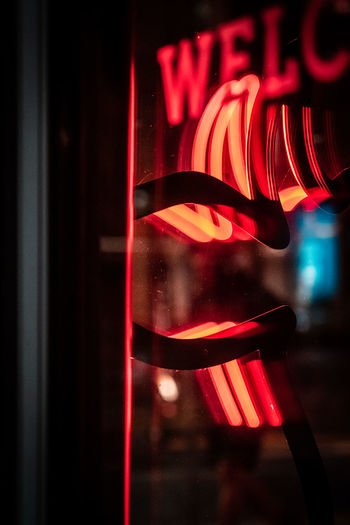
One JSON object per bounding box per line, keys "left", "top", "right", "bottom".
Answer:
{"left": 130, "top": 0, "right": 350, "bottom": 523}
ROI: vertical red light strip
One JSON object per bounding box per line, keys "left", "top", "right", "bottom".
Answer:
{"left": 196, "top": 370, "right": 226, "bottom": 425}
{"left": 125, "top": 57, "right": 135, "bottom": 525}
{"left": 155, "top": 76, "right": 264, "bottom": 244}
{"left": 281, "top": 105, "right": 308, "bottom": 194}
{"left": 246, "top": 359, "right": 282, "bottom": 426}
{"left": 209, "top": 100, "right": 237, "bottom": 181}
{"left": 265, "top": 104, "right": 279, "bottom": 201}
{"left": 172, "top": 322, "right": 243, "bottom": 426}
{"left": 172, "top": 322, "right": 263, "bottom": 427}
{"left": 224, "top": 360, "right": 261, "bottom": 428}
{"left": 170, "top": 323, "right": 282, "bottom": 428}
{"left": 208, "top": 365, "right": 243, "bottom": 426}
{"left": 227, "top": 100, "right": 251, "bottom": 197}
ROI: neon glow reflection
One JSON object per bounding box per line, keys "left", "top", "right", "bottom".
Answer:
{"left": 154, "top": 76, "right": 260, "bottom": 243}
{"left": 172, "top": 322, "right": 282, "bottom": 428}
{"left": 151, "top": 85, "right": 335, "bottom": 245}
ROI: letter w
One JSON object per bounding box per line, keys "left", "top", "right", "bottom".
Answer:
{"left": 157, "top": 32, "right": 214, "bottom": 125}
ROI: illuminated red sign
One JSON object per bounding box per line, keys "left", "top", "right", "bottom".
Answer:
{"left": 127, "top": 2, "right": 349, "bottom": 522}
{"left": 152, "top": 0, "right": 349, "bottom": 244}
{"left": 172, "top": 322, "right": 282, "bottom": 428}
{"left": 158, "top": 0, "right": 349, "bottom": 126}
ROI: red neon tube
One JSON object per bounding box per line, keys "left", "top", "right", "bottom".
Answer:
{"left": 246, "top": 358, "right": 282, "bottom": 427}
{"left": 224, "top": 360, "right": 261, "bottom": 428}
{"left": 125, "top": 57, "right": 135, "bottom": 525}
{"left": 208, "top": 365, "right": 243, "bottom": 426}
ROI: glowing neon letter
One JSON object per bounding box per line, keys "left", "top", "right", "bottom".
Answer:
{"left": 302, "top": 0, "right": 349, "bottom": 82}
{"left": 262, "top": 6, "right": 299, "bottom": 97}
{"left": 157, "top": 32, "right": 214, "bottom": 125}
{"left": 218, "top": 17, "right": 255, "bottom": 84}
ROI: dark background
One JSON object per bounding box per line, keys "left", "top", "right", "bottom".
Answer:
{"left": 1, "top": 1, "right": 350, "bottom": 524}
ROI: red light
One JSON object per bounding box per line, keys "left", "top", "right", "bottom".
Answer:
{"left": 192, "top": 81, "right": 232, "bottom": 173}
{"left": 227, "top": 75, "right": 260, "bottom": 199}
{"left": 281, "top": 104, "right": 308, "bottom": 196}
{"left": 262, "top": 6, "right": 300, "bottom": 97}
{"left": 209, "top": 100, "right": 239, "bottom": 183}
{"left": 172, "top": 321, "right": 281, "bottom": 428}
{"left": 157, "top": 3, "right": 348, "bottom": 127}
{"left": 170, "top": 321, "right": 223, "bottom": 339}
{"left": 302, "top": 106, "right": 330, "bottom": 194}
{"left": 203, "top": 321, "right": 260, "bottom": 339}
{"left": 157, "top": 32, "right": 214, "bottom": 125}
{"left": 154, "top": 204, "right": 233, "bottom": 243}
{"left": 196, "top": 369, "right": 226, "bottom": 425}
{"left": 208, "top": 365, "right": 244, "bottom": 426}
{"left": 263, "top": 103, "right": 280, "bottom": 200}
{"left": 151, "top": 94, "right": 335, "bottom": 246}
{"left": 125, "top": 58, "right": 135, "bottom": 525}
{"left": 224, "top": 360, "right": 261, "bottom": 428}
{"left": 281, "top": 104, "right": 331, "bottom": 211}
{"left": 245, "top": 358, "right": 282, "bottom": 427}
{"left": 154, "top": 75, "right": 261, "bottom": 243}
{"left": 171, "top": 320, "right": 262, "bottom": 340}
{"left": 279, "top": 185, "right": 309, "bottom": 212}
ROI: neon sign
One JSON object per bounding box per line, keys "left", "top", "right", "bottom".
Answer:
{"left": 151, "top": 79, "right": 337, "bottom": 243}
{"left": 158, "top": 0, "right": 349, "bottom": 126}
{"left": 154, "top": 75, "right": 260, "bottom": 242}
{"left": 151, "top": 1, "right": 349, "bottom": 244}
{"left": 171, "top": 321, "right": 281, "bottom": 428}
{"left": 129, "top": 2, "right": 349, "bottom": 522}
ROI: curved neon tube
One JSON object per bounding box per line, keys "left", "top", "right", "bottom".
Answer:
{"left": 172, "top": 321, "right": 280, "bottom": 428}
{"left": 281, "top": 104, "right": 308, "bottom": 193}
{"left": 246, "top": 359, "right": 282, "bottom": 426}
{"left": 225, "top": 360, "right": 261, "bottom": 428}
{"left": 154, "top": 204, "right": 233, "bottom": 242}
{"left": 208, "top": 365, "right": 244, "bottom": 426}
{"left": 279, "top": 185, "right": 309, "bottom": 212}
